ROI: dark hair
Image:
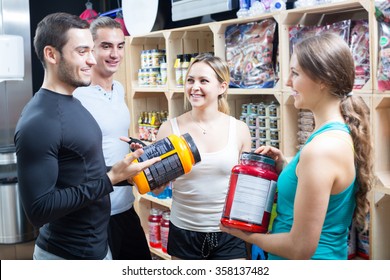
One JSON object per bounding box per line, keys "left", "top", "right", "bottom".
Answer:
{"left": 33, "top": 12, "right": 90, "bottom": 67}
{"left": 294, "top": 33, "right": 374, "bottom": 230}
{"left": 90, "top": 16, "right": 122, "bottom": 41}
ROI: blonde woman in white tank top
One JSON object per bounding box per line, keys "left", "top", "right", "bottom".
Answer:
{"left": 155, "top": 54, "right": 251, "bottom": 260}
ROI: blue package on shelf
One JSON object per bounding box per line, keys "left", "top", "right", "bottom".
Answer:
{"left": 148, "top": 191, "right": 157, "bottom": 197}
{"left": 99, "top": 8, "right": 122, "bottom": 18}
{"left": 158, "top": 189, "right": 168, "bottom": 199}
{"left": 148, "top": 183, "right": 172, "bottom": 199}
{"left": 147, "top": 189, "right": 168, "bottom": 199}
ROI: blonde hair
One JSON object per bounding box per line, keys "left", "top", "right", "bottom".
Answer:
{"left": 89, "top": 16, "right": 122, "bottom": 41}
{"left": 294, "top": 33, "right": 374, "bottom": 230}
{"left": 184, "top": 53, "right": 230, "bottom": 114}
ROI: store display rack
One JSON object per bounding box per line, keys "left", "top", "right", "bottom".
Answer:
{"left": 113, "top": 0, "right": 390, "bottom": 260}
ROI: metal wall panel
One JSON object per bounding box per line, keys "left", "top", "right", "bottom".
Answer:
{"left": 0, "top": 0, "right": 32, "bottom": 151}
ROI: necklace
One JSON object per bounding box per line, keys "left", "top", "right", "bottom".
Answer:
{"left": 190, "top": 112, "right": 207, "bottom": 135}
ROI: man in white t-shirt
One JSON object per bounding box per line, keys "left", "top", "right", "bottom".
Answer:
{"left": 74, "top": 16, "right": 151, "bottom": 259}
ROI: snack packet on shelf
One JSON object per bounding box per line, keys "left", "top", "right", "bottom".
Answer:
{"left": 349, "top": 20, "right": 370, "bottom": 89}
{"left": 225, "top": 19, "right": 277, "bottom": 89}
{"left": 377, "top": 21, "right": 390, "bottom": 91}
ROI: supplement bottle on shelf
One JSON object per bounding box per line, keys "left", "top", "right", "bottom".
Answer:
{"left": 181, "top": 54, "right": 191, "bottom": 82}
{"left": 148, "top": 208, "right": 162, "bottom": 248}
{"left": 221, "top": 152, "right": 278, "bottom": 233}
{"left": 237, "top": 0, "right": 250, "bottom": 18}
{"left": 160, "top": 211, "right": 170, "bottom": 254}
{"left": 131, "top": 133, "right": 201, "bottom": 194}
{"left": 140, "top": 50, "right": 148, "bottom": 69}
{"left": 174, "top": 54, "right": 183, "bottom": 87}
{"left": 160, "top": 55, "right": 167, "bottom": 86}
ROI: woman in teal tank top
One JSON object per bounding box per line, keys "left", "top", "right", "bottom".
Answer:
{"left": 220, "top": 33, "right": 374, "bottom": 259}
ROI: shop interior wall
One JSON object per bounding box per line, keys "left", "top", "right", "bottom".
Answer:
{"left": 28, "top": 0, "right": 216, "bottom": 94}
{"left": 29, "top": 0, "right": 117, "bottom": 93}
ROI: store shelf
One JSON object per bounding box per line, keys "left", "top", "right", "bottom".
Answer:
{"left": 370, "top": 191, "right": 390, "bottom": 259}
{"left": 132, "top": 191, "right": 172, "bottom": 260}
{"left": 131, "top": 87, "right": 169, "bottom": 93}
{"left": 229, "top": 88, "right": 281, "bottom": 96}
{"left": 145, "top": 234, "right": 171, "bottom": 260}
{"left": 281, "top": 92, "right": 299, "bottom": 158}
{"left": 150, "top": 246, "right": 171, "bottom": 260}
{"left": 121, "top": 0, "right": 389, "bottom": 259}
{"left": 376, "top": 172, "right": 390, "bottom": 191}
{"left": 209, "top": 12, "right": 282, "bottom": 91}
{"left": 279, "top": 0, "right": 373, "bottom": 92}
{"left": 373, "top": 95, "right": 390, "bottom": 191}
{"left": 139, "top": 193, "right": 172, "bottom": 208}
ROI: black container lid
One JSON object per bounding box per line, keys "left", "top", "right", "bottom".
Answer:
{"left": 241, "top": 152, "right": 275, "bottom": 166}
{"left": 182, "top": 133, "right": 201, "bottom": 164}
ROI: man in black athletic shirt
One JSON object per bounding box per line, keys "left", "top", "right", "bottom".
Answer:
{"left": 14, "top": 12, "right": 160, "bottom": 260}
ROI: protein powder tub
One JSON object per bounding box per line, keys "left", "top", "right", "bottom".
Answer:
{"left": 221, "top": 152, "right": 278, "bottom": 233}
{"left": 131, "top": 133, "right": 201, "bottom": 194}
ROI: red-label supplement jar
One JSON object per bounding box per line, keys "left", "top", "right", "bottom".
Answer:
{"left": 221, "top": 152, "right": 278, "bottom": 233}
{"left": 160, "top": 211, "right": 170, "bottom": 254}
{"left": 148, "top": 208, "right": 162, "bottom": 248}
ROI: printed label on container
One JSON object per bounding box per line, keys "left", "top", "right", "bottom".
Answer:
{"left": 230, "top": 174, "right": 276, "bottom": 225}
{"left": 138, "top": 138, "right": 185, "bottom": 189}
{"left": 143, "top": 154, "right": 184, "bottom": 189}
{"left": 161, "top": 225, "right": 169, "bottom": 252}
{"left": 149, "top": 221, "right": 161, "bottom": 245}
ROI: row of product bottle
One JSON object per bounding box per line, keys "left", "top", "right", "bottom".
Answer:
{"left": 237, "top": 0, "right": 287, "bottom": 18}
{"left": 236, "top": 0, "right": 347, "bottom": 18}
{"left": 138, "top": 110, "right": 168, "bottom": 142}
{"left": 174, "top": 52, "right": 215, "bottom": 87}
{"left": 174, "top": 53, "right": 196, "bottom": 87}
{"left": 139, "top": 51, "right": 217, "bottom": 88}
{"left": 139, "top": 49, "right": 167, "bottom": 87}
{"left": 148, "top": 209, "right": 171, "bottom": 254}
{"left": 138, "top": 67, "right": 167, "bottom": 87}
{"left": 241, "top": 101, "right": 280, "bottom": 117}
{"left": 138, "top": 110, "right": 168, "bottom": 127}
{"left": 240, "top": 101, "right": 281, "bottom": 151}
{"left": 141, "top": 49, "right": 166, "bottom": 69}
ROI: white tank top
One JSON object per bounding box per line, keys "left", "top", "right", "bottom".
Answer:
{"left": 169, "top": 116, "right": 239, "bottom": 232}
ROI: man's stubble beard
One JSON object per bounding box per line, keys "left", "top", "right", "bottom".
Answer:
{"left": 58, "top": 56, "right": 91, "bottom": 88}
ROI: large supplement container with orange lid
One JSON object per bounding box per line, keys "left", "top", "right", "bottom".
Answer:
{"left": 131, "top": 133, "right": 201, "bottom": 194}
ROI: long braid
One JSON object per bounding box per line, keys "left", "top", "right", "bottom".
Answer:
{"left": 340, "top": 96, "right": 374, "bottom": 230}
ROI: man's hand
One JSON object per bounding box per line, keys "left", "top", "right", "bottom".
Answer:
{"left": 107, "top": 148, "right": 160, "bottom": 185}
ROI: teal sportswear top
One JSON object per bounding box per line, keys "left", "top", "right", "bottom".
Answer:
{"left": 268, "top": 122, "right": 356, "bottom": 260}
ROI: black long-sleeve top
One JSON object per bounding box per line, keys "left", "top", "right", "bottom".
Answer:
{"left": 14, "top": 88, "right": 113, "bottom": 259}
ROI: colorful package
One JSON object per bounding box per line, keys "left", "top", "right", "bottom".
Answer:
{"left": 225, "top": 19, "right": 277, "bottom": 88}
{"left": 377, "top": 21, "right": 390, "bottom": 90}
{"left": 350, "top": 20, "right": 370, "bottom": 89}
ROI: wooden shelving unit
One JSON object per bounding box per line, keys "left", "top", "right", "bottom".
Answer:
{"left": 114, "top": 0, "right": 390, "bottom": 260}
{"left": 131, "top": 189, "right": 172, "bottom": 260}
